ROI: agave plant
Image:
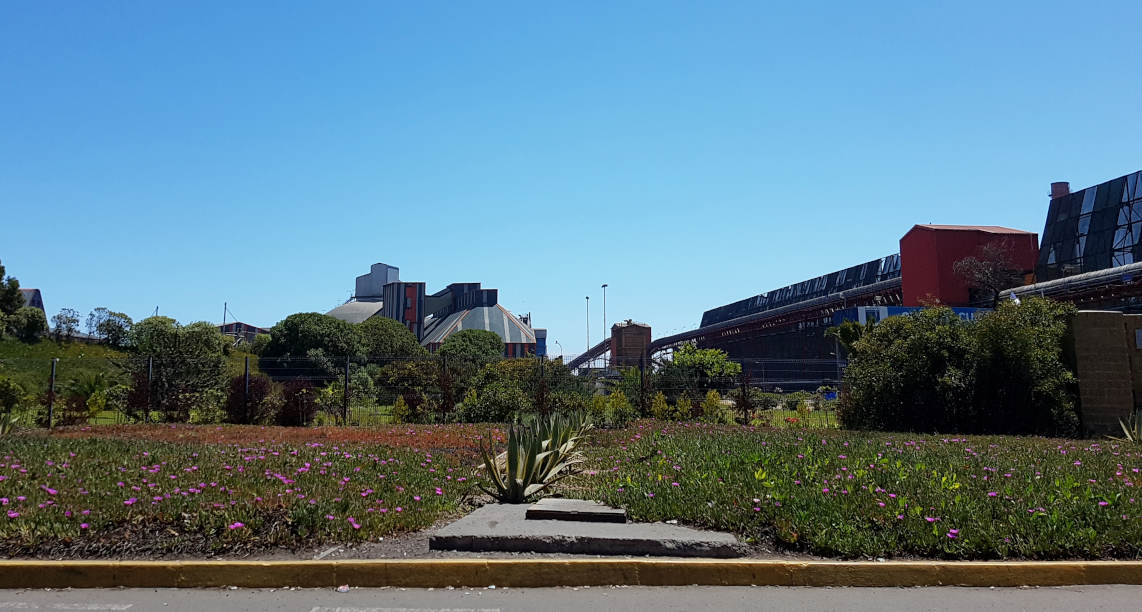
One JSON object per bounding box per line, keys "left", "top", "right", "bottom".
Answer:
{"left": 0, "top": 412, "right": 18, "bottom": 437}
{"left": 1110, "top": 410, "right": 1142, "bottom": 445}
{"left": 478, "top": 411, "right": 592, "bottom": 504}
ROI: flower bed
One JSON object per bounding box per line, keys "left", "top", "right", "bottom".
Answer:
{"left": 571, "top": 423, "right": 1142, "bottom": 559}
{"left": 2, "top": 422, "right": 1141, "bottom": 559}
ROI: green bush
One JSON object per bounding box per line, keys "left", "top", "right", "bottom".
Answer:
{"left": 650, "top": 391, "right": 670, "bottom": 419}
{"left": 5, "top": 307, "right": 47, "bottom": 343}
{"left": 549, "top": 390, "right": 589, "bottom": 415}
{"left": 391, "top": 395, "right": 411, "bottom": 424}
{"left": 839, "top": 299, "right": 1079, "bottom": 436}
{"left": 456, "top": 380, "right": 528, "bottom": 422}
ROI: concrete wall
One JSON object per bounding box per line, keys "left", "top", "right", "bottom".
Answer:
{"left": 1073, "top": 311, "right": 1137, "bottom": 434}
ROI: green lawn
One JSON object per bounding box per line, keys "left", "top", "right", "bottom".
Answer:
{"left": 765, "top": 408, "right": 839, "bottom": 429}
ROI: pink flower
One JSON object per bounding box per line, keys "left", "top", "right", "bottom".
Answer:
{"left": 347, "top": 517, "right": 361, "bottom": 529}
{"left": 1099, "top": 501, "right": 1109, "bottom": 507}
{"left": 6, "top": 511, "right": 18, "bottom": 519}
{"left": 413, "top": 495, "right": 421, "bottom": 501}
{"left": 80, "top": 523, "right": 89, "bottom": 529}
{"left": 228, "top": 522, "right": 245, "bottom": 530}
{"left": 123, "top": 498, "right": 137, "bottom": 506}
{"left": 947, "top": 529, "right": 959, "bottom": 539}
{"left": 987, "top": 492, "right": 998, "bottom": 497}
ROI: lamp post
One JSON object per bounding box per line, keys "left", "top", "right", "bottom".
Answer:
{"left": 585, "top": 295, "right": 590, "bottom": 369}
{"left": 554, "top": 340, "right": 563, "bottom": 359}
{"left": 601, "top": 283, "right": 608, "bottom": 371}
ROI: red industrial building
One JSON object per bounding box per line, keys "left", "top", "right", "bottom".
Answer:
{"left": 900, "top": 225, "right": 1038, "bottom": 307}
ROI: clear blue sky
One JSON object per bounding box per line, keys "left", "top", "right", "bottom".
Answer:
{"left": 3, "top": 1, "right": 1140, "bottom": 357}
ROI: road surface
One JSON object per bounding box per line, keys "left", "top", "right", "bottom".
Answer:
{"left": 1, "top": 585, "right": 1141, "bottom": 611}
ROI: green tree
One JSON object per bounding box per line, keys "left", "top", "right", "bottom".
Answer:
{"left": 824, "top": 319, "right": 875, "bottom": 355}
{"left": 838, "top": 308, "right": 975, "bottom": 432}
{"left": 124, "top": 317, "right": 229, "bottom": 422}
{"left": 262, "top": 313, "right": 365, "bottom": 360}
{"left": 6, "top": 307, "right": 47, "bottom": 342}
{"left": 657, "top": 342, "right": 741, "bottom": 400}
{"left": 358, "top": 316, "right": 427, "bottom": 359}
{"left": 87, "top": 308, "right": 133, "bottom": 347}
{"left": 437, "top": 329, "right": 503, "bottom": 364}
{"left": 0, "top": 260, "right": 24, "bottom": 316}
{"left": 51, "top": 308, "right": 80, "bottom": 342}
{"left": 970, "top": 297, "right": 1079, "bottom": 436}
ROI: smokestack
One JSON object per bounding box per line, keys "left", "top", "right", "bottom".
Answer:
{"left": 1050, "top": 181, "right": 1071, "bottom": 199}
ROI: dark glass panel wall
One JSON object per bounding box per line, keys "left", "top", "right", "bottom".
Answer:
{"left": 700, "top": 254, "right": 902, "bottom": 327}
{"left": 1039, "top": 171, "right": 1142, "bottom": 281}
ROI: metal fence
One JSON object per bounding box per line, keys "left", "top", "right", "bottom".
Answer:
{"left": 0, "top": 354, "right": 845, "bottom": 429}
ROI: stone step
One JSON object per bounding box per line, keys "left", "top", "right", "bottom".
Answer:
{"left": 430, "top": 504, "right": 744, "bottom": 558}
{"left": 525, "top": 498, "right": 628, "bottom": 523}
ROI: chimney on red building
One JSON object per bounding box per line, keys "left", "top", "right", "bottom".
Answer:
{"left": 1050, "top": 181, "right": 1071, "bottom": 199}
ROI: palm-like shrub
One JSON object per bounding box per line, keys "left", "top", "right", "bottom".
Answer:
{"left": 478, "top": 411, "right": 592, "bottom": 503}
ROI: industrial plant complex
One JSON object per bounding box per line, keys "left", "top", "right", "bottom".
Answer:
{"left": 325, "top": 263, "right": 547, "bottom": 358}
{"left": 570, "top": 169, "right": 1142, "bottom": 391}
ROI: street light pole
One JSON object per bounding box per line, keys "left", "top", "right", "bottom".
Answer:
{"left": 601, "top": 283, "right": 608, "bottom": 371}
{"left": 554, "top": 340, "right": 563, "bottom": 359}
{"left": 585, "top": 296, "right": 590, "bottom": 369}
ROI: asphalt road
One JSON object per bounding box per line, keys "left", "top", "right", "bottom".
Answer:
{"left": 2, "top": 586, "right": 1142, "bottom": 612}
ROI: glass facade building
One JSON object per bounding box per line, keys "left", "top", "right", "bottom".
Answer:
{"left": 700, "top": 254, "right": 902, "bottom": 327}
{"left": 1039, "top": 170, "right": 1142, "bottom": 281}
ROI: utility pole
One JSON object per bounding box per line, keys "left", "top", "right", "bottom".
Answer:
{"left": 601, "top": 283, "right": 608, "bottom": 371}
{"left": 47, "top": 358, "right": 58, "bottom": 430}
{"left": 223, "top": 302, "right": 227, "bottom": 327}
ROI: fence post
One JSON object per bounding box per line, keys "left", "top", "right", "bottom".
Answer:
{"left": 243, "top": 356, "right": 250, "bottom": 424}
{"left": 146, "top": 356, "right": 153, "bottom": 424}
{"left": 47, "top": 358, "right": 58, "bottom": 430}
{"left": 343, "top": 355, "right": 350, "bottom": 425}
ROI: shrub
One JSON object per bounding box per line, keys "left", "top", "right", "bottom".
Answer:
{"left": 277, "top": 381, "right": 318, "bottom": 426}
{"left": 223, "top": 374, "right": 277, "bottom": 425}
{"left": 673, "top": 395, "right": 694, "bottom": 421}
{"left": 839, "top": 299, "right": 1079, "bottom": 436}
{"left": 590, "top": 390, "right": 636, "bottom": 429}
{"left": 391, "top": 395, "right": 411, "bottom": 424}
{"left": 650, "top": 391, "right": 670, "bottom": 419}
{"left": 6, "top": 307, "right": 47, "bottom": 343}
{"left": 549, "top": 390, "right": 589, "bottom": 416}
{"left": 457, "top": 380, "right": 528, "bottom": 423}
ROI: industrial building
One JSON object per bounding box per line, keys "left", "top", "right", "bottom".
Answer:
{"left": 326, "top": 263, "right": 546, "bottom": 357}
{"left": 627, "top": 170, "right": 1142, "bottom": 389}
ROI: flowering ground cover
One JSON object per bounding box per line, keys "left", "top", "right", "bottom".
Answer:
{"left": 0, "top": 425, "right": 496, "bottom": 557}
{"left": 570, "top": 423, "right": 1142, "bottom": 559}
{"left": 3, "top": 422, "right": 1141, "bottom": 560}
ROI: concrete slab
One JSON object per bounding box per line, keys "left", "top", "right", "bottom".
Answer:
{"left": 430, "top": 504, "right": 744, "bottom": 558}
{"left": 525, "top": 498, "right": 628, "bottom": 523}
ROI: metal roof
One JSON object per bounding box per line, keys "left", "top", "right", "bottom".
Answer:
{"left": 324, "top": 300, "right": 384, "bottom": 324}
{"left": 421, "top": 304, "right": 536, "bottom": 346}
{"left": 910, "top": 225, "right": 1033, "bottom": 234}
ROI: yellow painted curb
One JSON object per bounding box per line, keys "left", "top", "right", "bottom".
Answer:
{"left": 0, "top": 559, "right": 1140, "bottom": 589}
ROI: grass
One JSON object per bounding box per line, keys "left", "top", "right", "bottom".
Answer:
{"left": 0, "top": 339, "right": 128, "bottom": 396}
{"left": 2, "top": 421, "right": 1140, "bottom": 559}
{"left": 764, "top": 409, "right": 839, "bottom": 429}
